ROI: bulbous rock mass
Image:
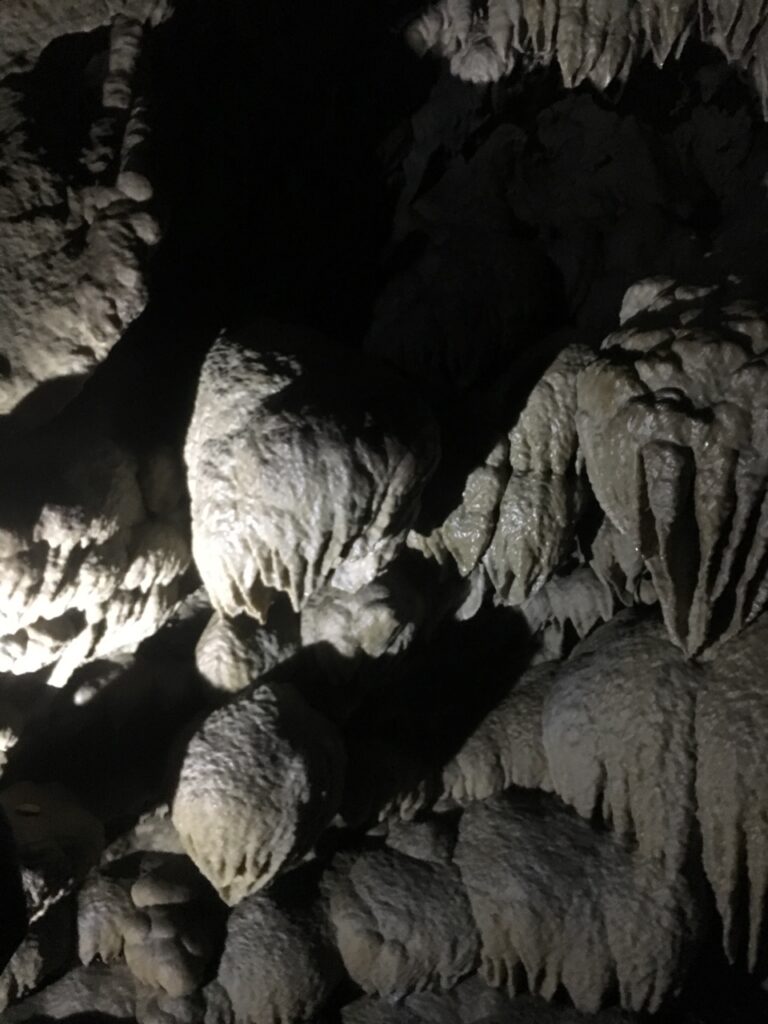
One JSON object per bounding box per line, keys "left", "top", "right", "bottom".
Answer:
{"left": 185, "top": 322, "right": 440, "bottom": 622}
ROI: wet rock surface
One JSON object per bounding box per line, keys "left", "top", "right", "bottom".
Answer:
{"left": 3, "top": 2, "right": 768, "bottom": 1023}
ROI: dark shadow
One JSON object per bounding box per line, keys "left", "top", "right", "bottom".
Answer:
{"left": 338, "top": 600, "right": 537, "bottom": 826}
{"left": 0, "top": 804, "right": 27, "bottom": 972}
{"left": 2, "top": 622, "right": 211, "bottom": 828}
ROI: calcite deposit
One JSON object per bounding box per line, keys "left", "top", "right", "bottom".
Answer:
{"left": 185, "top": 322, "right": 440, "bottom": 622}
{"left": 3, "top": 1, "right": 768, "bottom": 1022}
{"left": 0, "top": 7, "right": 166, "bottom": 429}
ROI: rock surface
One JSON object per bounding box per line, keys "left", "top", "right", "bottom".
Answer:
{"left": 3, "top": 2, "right": 768, "bottom": 1022}
{"left": 0, "top": 12, "right": 163, "bottom": 428}
{"left": 0, "top": 432, "right": 191, "bottom": 685}
{"left": 325, "top": 845, "right": 478, "bottom": 998}
{"left": 215, "top": 869, "right": 342, "bottom": 1023}
{"left": 185, "top": 322, "right": 439, "bottom": 622}
{"left": 455, "top": 792, "right": 700, "bottom": 1014}
{"left": 172, "top": 683, "right": 345, "bottom": 904}
{"left": 577, "top": 278, "right": 768, "bottom": 657}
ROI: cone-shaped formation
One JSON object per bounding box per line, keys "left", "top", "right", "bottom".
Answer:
{"left": 405, "top": 0, "right": 688, "bottom": 88}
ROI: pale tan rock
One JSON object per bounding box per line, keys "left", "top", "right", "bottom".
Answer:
{"left": 325, "top": 846, "right": 478, "bottom": 998}
{"left": 196, "top": 607, "right": 299, "bottom": 694}
{"left": 577, "top": 278, "right": 768, "bottom": 656}
{"left": 411, "top": 346, "right": 591, "bottom": 607}
{"left": 542, "top": 613, "right": 699, "bottom": 875}
{"left": 0, "top": 435, "right": 190, "bottom": 685}
{"left": 0, "top": 10, "right": 164, "bottom": 426}
{"left": 405, "top": 1, "right": 708, "bottom": 89}
{"left": 406, "top": 0, "right": 651, "bottom": 87}
{"left": 437, "top": 661, "right": 555, "bottom": 807}
{"left": 216, "top": 869, "right": 342, "bottom": 1024}
{"left": 301, "top": 569, "right": 424, "bottom": 664}
{"left": 185, "top": 322, "right": 439, "bottom": 623}
{"left": 3, "top": 963, "right": 138, "bottom": 1021}
{"left": 343, "top": 977, "right": 637, "bottom": 1024}
{"left": 695, "top": 612, "right": 768, "bottom": 970}
{"left": 79, "top": 852, "right": 222, "bottom": 999}
{"left": 455, "top": 792, "right": 699, "bottom": 1014}
{"left": 521, "top": 565, "right": 617, "bottom": 660}
{"left": 172, "top": 682, "right": 345, "bottom": 905}
{"left": 0, "top": 0, "right": 172, "bottom": 75}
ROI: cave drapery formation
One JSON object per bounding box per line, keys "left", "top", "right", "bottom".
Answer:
{"left": 3, "top": 0, "right": 768, "bottom": 1022}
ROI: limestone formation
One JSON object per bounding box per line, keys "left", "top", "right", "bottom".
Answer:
{"left": 195, "top": 606, "right": 300, "bottom": 694}
{"left": 589, "top": 517, "right": 657, "bottom": 610}
{"left": 300, "top": 568, "right": 425, "bottom": 666}
{"left": 341, "top": 973, "right": 513, "bottom": 1024}
{"left": 436, "top": 660, "right": 555, "bottom": 806}
{"left": 215, "top": 869, "right": 342, "bottom": 1024}
{"left": 411, "top": 346, "right": 591, "bottom": 607}
{"left": 3, "top": 2, "right": 768, "bottom": 1020}
{"left": 78, "top": 852, "right": 223, "bottom": 999}
{"left": 101, "top": 805, "right": 186, "bottom": 863}
{"left": 406, "top": 0, "right": 768, "bottom": 113}
{"left": 0, "top": 434, "right": 191, "bottom": 686}
{"left": 385, "top": 816, "right": 457, "bottom": 865}
{"left": 0, "top": 12, "right": 164, "bottom": 427}
{"left": 172, "top": 683, "right": 345, "bottom": 904}
{"left": 537, "top": 605, "right": 768, "bottom": 971}
{"left": 695, "top": 611, "right": 768, "bottom": 970}
{"left": 325, "top": 845, "right": 479, "bottom": 998}
{"left": 185, "top": 322, "right": 440, "bottom": 623}
{"left": 343, "top": 979, "right": 637, "bottom": 1024}
{"left": 577, "top": 278, "right": 768, "bottom": 657}
{"left": 520, "top": 565, "right": 617, "bottom": 659}
{"left": 371, "top": 659, "right": 555, "bottom": 821}
{"left": 3, "top": 963, "right": 139, "bottom": 1022}
{"left": 0, "top": 1, "right": 173, "bottom": 75}
{"left": 542, "top": 612, "right": 699, "bottom": 875}
{"left": 3, "top": 962, "right": 206, "bottom": 1023}
{"left": 455, "top": 792, "right": 700, "bottom": 1014}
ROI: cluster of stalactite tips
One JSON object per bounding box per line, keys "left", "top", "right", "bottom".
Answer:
{"left": 4, "top": 0, "right": 768, "bottom": 1022}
